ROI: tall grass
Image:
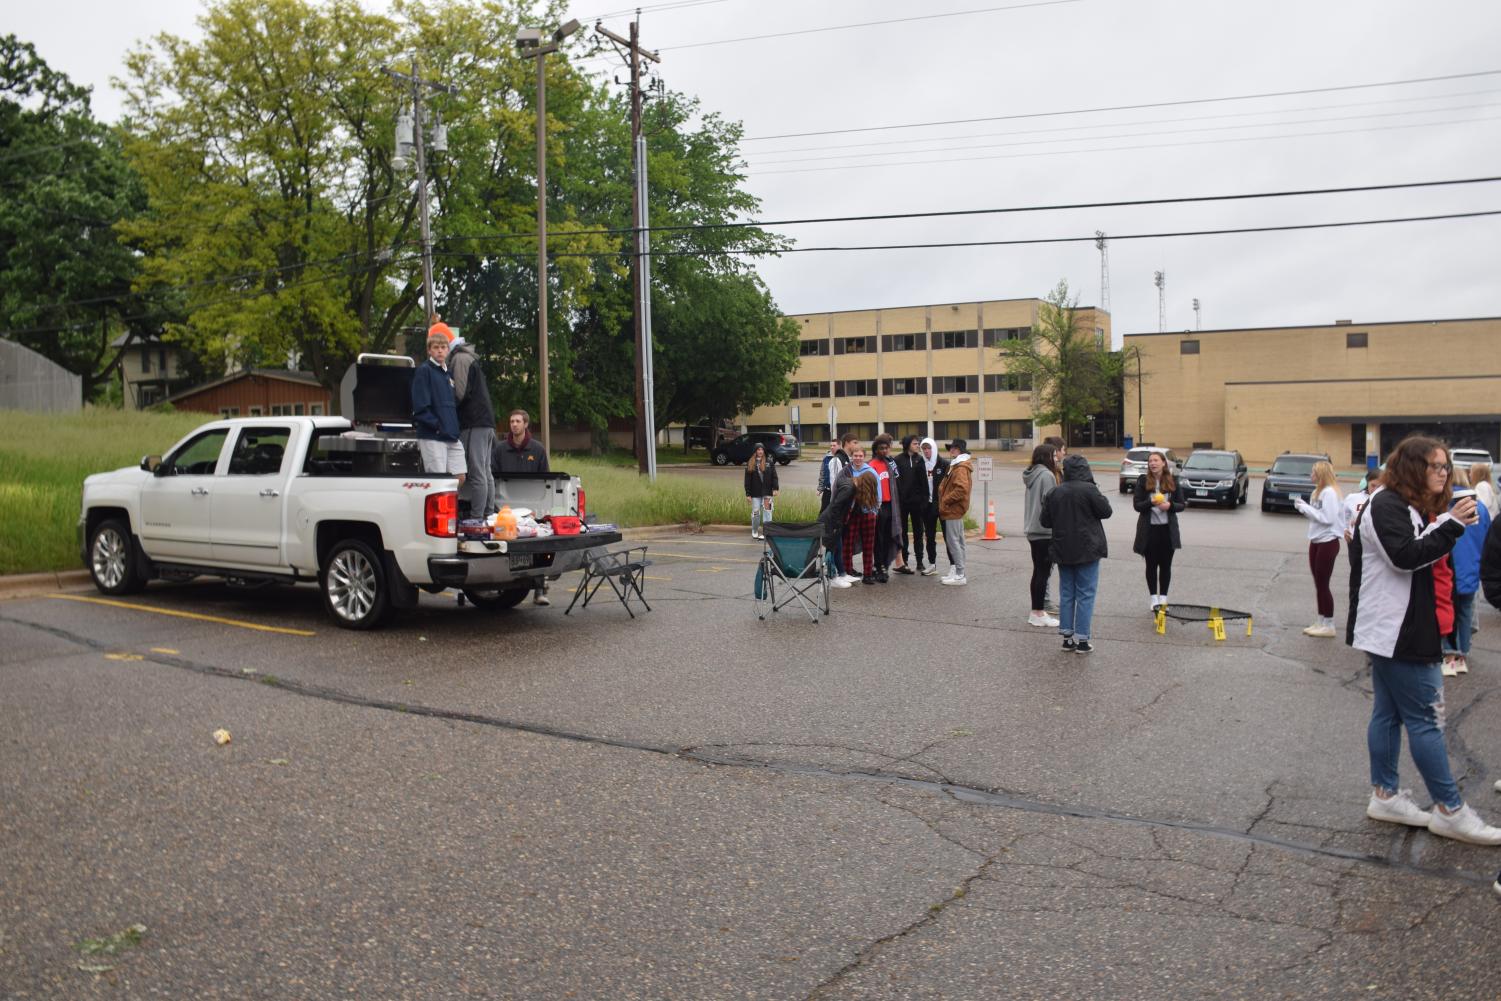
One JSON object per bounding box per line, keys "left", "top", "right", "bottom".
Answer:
{"left": 0, "top": 408, "right": 206, "bottom": 574}
{"left": 0, "top": 408, "right": 821, "bottom": 574}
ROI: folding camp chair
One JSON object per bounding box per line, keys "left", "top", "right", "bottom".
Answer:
{"left": 565, "top": 545, "right": 652, "bottom": 618}
{"left": 754, "top": 522, "right": 829, "bottom": 623}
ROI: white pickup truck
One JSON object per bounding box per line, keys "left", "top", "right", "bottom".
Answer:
{"left": 78, "top": 413, "right": 620, "bottom": 629}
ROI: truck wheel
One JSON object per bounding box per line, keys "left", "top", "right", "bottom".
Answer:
{"left": 462, "top": 585, "right": 530, "bottom": 610}
{"left": 712, "top": 451, "right": 730, "bottom": 466}
{"left": 89, "top": 519, "right": 147, "bottom": 595}
{"left": 321, "top": 539, "right": 390, "bottom": 630}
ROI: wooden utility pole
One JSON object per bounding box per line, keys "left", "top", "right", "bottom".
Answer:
{"left": 596, "top": 18, "right": 659, "bottom": 475}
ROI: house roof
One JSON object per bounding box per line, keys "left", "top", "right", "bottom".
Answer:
{"left": 166, "top": 368, "right": 325, "bottom": 404}
{"left": 110, "top": 332, "right": 173, "bottom": 348}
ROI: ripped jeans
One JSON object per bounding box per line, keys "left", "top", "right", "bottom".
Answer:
{"left": 1367, "top": 654, "right": 1461, "bottom": 810}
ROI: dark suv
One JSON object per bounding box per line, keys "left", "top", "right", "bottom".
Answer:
{"left": 1261, "top": 452, "right": 1331, "bottom": 512}
{"left": 1180, "top": 450, "right": 1249, "bottom": 507}
{"left": 711, "top": 432, "right": 801, "bottom": 466}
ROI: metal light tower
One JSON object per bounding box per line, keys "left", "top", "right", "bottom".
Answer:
{"left": 386, "top": 59, "right": 454, "bottom": 326}
{"left": 517, "top": 18, "right": 581, "bottom": 456}
{"left": 1095, "top": 231, "right": 1110, "bottom": 314}
{"left": 1192, "top": 297, "right": 1202, "bottom": 330}
{"left": 1154, "top": 270, "right": 1166, "bottom": 333}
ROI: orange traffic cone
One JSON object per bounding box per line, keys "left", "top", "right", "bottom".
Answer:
{"left": 982, "top": 500, "right": 1002, "bottom": 540}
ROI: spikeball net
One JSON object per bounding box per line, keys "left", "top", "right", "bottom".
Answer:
{"left": 1153, "top": 603, "right": 1254, "bottom": 641}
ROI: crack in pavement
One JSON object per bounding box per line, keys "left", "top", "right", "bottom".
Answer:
{"left": 3, "top": 611, "right": 1494, "bottom": 897}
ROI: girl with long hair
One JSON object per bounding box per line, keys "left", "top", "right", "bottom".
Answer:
{"left": 744, "top": 443, "right": 779, "bottom": 540}
{"left": 1132, "top": 452, "right": 1186, "bottom": 611}
{"left": 1293, "top": 461, "right": 1342, "bottom": 637}
{"left": 1470, "top": 460, "right": 1498, "bottom": 518}
{"left": 1022, "top": 444, "right": 1061, "bottom": 627}
{"left": 1441, "top": 465, "right": 1492, "bottom": 675}
{"left": 1350, "top": 436, "right": 1500, "bottom": 843}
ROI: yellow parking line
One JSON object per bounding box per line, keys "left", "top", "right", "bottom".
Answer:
{"left": 650, "top": 551, "right": 760, "bottom": 565}
{"left": 49, "top": 594, "right": 316, "bottom": 636}
{"left": 150, "top": 647, "right": 180, "bottom": 654}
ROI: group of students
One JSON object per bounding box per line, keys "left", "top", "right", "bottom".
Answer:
{"left": 782, "top": 432, "right": 975, "bottom": 588}
{"left": 1292, "top": 458, "right": 1496, "bottom": 676}
{"left": 410, "top": 321, "right": 552, "bottom": 604}
{"left": 1020, "top": 437, "right": 1183, "bottom": 654}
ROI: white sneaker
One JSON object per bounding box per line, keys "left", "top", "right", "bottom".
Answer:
{"left": 1306, "top": 622, "right": 1336, "bottom": 638}
{"left": 829, "top": 575, "right": 853, "bottom": 589}
{"left": 940, "top": 574, "right": 967, "bottom": 586}
{"left": 1028, "top": 612, "right": 1060, "bottom": 628}
{"left": 1366, "top": 789, "right": 1432, "bottom": 828}
{"left": 1454, "top": 655, "right": 1469, "bottom": 675}
{"left": 1441, "top": 656, "right": 1458, "bottom": 678}
{"left": 1428, "top": 802, "right": 1501, "bottom": 845}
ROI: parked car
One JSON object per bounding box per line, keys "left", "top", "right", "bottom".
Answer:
{"left": 686, "top": 422, "right": 736, "bottom": 449}
{"left": 1260, "top": 451, "right": 1331, "bottom": 512}
{"left": 1451, "top": 448, "right": 1494, "bottom": 472}
{"left": 1180, "top": 449, "right": 1249, "bottom": 507}
{"left": 1119, "top": 446, "right": 1183, "bottom": 494}
{"left": 711, "top": 432, "right": 800, "bottom": 466}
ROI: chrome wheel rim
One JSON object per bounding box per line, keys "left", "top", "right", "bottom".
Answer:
{"left": 91, "top": 527, "right": 128, "bottom": 589}
{"left": 327, "top": 549, "right": 377, "bottom": 622}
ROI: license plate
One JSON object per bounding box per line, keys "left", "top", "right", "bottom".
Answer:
{"left": 509, "top": 554, "right": 533, "bottom": 571}
{"left": 1195, "top": 489, "right": 1208, "bottom": 497}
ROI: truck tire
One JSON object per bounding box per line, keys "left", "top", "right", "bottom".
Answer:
{"left": 88, "top": 518, "right": 147, "bottom": 595}
{"left": 321, "top": 538, "right": 391, "bottom": 630}
{"left": 462, "top": 585, "right": 530, "bottom": 610}
{"left": 712, "top": 451, "right": 730, "bottom": 466}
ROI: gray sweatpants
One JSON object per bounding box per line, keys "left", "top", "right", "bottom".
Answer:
{"left": 459, "top": 426, "right": 496, "bottom": 517}
{"left": 943, "top": 519, "right": 966, "bottom": 575}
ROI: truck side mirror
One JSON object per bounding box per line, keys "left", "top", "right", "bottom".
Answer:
{"left": 141, "top": 455, "right": 163, "bottom": 474}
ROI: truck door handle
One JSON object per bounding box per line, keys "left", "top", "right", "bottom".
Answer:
{"left": 260, "top": 488, "right": 280, "bottom": 498}
{"left": 191, "top": 487, "right": 209, "bottom": 496}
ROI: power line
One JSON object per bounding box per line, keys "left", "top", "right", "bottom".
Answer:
{"left": 658, "top": 0, "right": 1081, "bottom": 51}
{"left": 433, "top": 175, "right": 1501, "bottom": 244}
{"left": 742, "top": 88, "right": 1501, "bottom": 157}
{"left": 744, "top": 102, "right": 1501, "bottom": 166}
{"left": 746, "top": 115, "right": 1501, "bottom": 175}
{"left": 740, "top": 68, "right": 1501, "bottom": 141}
{"left": 532, "top": 210, "right": 1501, "bottom": 257}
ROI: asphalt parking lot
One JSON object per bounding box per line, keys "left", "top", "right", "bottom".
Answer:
{"left": 4, "top": 475, "right": 1501, "bottom": 999}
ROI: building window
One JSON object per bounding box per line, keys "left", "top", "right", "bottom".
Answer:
{"left": 1180, "top": 339, "right": 1200, "bottom": 355}
{"left": 881, "top": 377, "right": 927, "bottom": 396}
{"left": 881, "top": 333, "right": 923, "bottom": 352}
{"left": 984, "top": 373, "right": 1032, "bottom": 392}
{"left": 985, "top": 419, "right": 1034, "bottom": 440}
{"left": 791, "top": 381, "right": 830, "bottom": 399}
{"left": 139, "top": 345, "right": 151, "bottom": 374}
{"left": 934, "top": 421, "right": 980, "bottom": 441}
{"left": 982, "top": 327, "right": 1031, "bottom": 346}
{"left": 935, "top": 330, "right": 978, "bottom": 350}
{"left": 310, "top": 404, "right": 324, "bottom": 416}
{"left": 798, "top": 338, "right": 829, "bottom": 356}
{"left": 835, "top": 336, "right": 875, "bottom": 354}
{"left": 294, "top": 403, "right": 305, "bottom": 416}
{"left": 159, "top": 349, "right": 168, "bottom": 373}
{"left": 249, "top": 406, "right": 264, "bottom": 417}
{"left": 1346, "top": 331, "right": 1368, "bottom": 348}
{"left": 219, "top": 407, "right": 240, "bottom": 418}
{"left": 1351, "top": 423, "right": 1367, "bottom": 465}
{"left": 932, "top": 375, "right": 979, "bottom": 394}
{"left": 834, "top": 379, "right": 878, "bottom": 397}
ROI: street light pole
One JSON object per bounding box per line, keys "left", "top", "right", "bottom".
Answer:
{"left": 517, "top": 20, "right": 579, "bottom": 455}
{"left": 385, "top": 60, "right": 453, "bottom": 336}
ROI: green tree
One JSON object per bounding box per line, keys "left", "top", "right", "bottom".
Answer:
{"left": 0, "top": 35, "right": 171, "bottom": 399}
{"left": 999, "top": 279, "right": 1120, "bottom": 442}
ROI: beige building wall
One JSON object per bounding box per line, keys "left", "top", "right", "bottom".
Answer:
{"left": 1122, "top": 317, "right": 1501, "bottom": 465}
{"left": 744, "top": 297, "right": 1112, "bottom": 446}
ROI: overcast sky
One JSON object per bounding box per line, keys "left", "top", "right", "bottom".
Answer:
{"left": 14, "top": 0, "right": 1501, "bottom": 344}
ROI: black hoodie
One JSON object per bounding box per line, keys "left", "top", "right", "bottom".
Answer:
{"left": 1041, "top": 454, "right": 1113, "bottom": 565}
{"left": 894, "top": 437, "right": 929, "bottom": 508}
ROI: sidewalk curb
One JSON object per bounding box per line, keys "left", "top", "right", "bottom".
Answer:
{"left": 0, "top": 569, "right": 91, "bottom": 601}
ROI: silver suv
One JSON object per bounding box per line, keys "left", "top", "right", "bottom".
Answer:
{"left": 1119, "top": 446, "right": 1183, "bottom": 494}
